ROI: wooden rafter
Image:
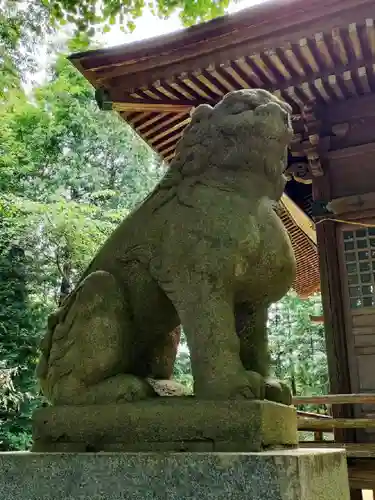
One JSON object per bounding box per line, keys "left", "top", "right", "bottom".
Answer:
{"left": 110, "top": 92, "right": 201, "bottom": 114}
{"left": 310, "top": 315, "right": 324, "bottom": 323}
{"left": 281, "top": 194, "right": 317, "bottom": 244}
{"left": 113, "top": 102, "right": 194, "bottom": 113}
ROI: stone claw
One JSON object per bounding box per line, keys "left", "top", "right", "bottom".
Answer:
{"left": 196, "top": 370, "right": 265, "bottom": 400}
{"left": 264, "top": 377, "right": 292, "bottom": 406}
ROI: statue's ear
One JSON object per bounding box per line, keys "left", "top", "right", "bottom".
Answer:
{"left": 189, "top": 103, "right": 213, "bottom": 125}
{"left": 176, "top": 104, "right": 213, "bottom": 150}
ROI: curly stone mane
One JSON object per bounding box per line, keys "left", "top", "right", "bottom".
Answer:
{"left": 142, "top": 88, "right": 293, "bottom": 214}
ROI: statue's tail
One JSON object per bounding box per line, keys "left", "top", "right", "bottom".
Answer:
{"left": 35, "top": 291, "right": 77, "bottom": 394}
{"left": 35, "top": 312, "right": 58, "bottom": 391}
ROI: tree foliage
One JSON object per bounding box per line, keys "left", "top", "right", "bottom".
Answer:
{"left": 0, "top": 0, "right": 53, "bottom": 94}
{"left": 268, "top": 292, "right": 329, "bottom": 413}
{"left": 0, "top": 45, "right": 164, "bottom": 449}
{"left": 173, "top": 330, "right": 193, "bottom": 392}
{"left": 43, "top": 0, "right": 230, "bottom": 33}
{"left": 1, "top": 0, "right": 232, "bottom": 62}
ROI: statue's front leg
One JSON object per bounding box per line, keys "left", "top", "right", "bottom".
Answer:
{"left": 165, "top": 276, "right": 264, "bottom": 400}
{"left": 235, "top": 303, "right": 292, "bottom": 405}
{"left": 150, "top": 326, "right": 181, "bottom": 379}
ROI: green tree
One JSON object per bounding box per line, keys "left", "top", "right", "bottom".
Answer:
{"left": 44, "top": 0, "right": 231, "bottom": 33}
{"left": 1, "top": 0, "right": 234, "bottom": 75}
{"left": 0, "top": 44, "right": 164, "bottom": 449}
{"left": 268, "top": 292, "right": 329, "bottom": 413}
{"left": 0, "top": 198, "right": 48, "bottom": 450}
{"left": 0, "top": 0, "right": 52, "bottom": 95}
{"left": 173, "top": 330, "right": 193, "bottom": 392}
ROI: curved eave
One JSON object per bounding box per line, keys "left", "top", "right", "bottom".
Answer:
{"left": 279, "top": 195, "right": 320, "bottom": 298}
{"left": 70, "top": 0, "right": 375, "bottom": 92}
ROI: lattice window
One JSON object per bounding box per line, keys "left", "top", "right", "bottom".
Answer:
{"left": 343, "top": 227, "right": 375, "bottom": 309}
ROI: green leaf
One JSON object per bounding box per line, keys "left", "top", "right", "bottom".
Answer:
{"left": 0, "top": 43, "right": 165, "bottom": 449}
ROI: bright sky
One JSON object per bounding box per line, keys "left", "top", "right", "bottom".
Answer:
{"left": 100, "top": 0, "right": 266, "bottom": 48}
{"left": 28, "top": 0, "right": 267, "bottom": 90}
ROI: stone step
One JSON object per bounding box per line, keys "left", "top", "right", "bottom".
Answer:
{"left": 0, "top": 449, "right": 350, "bottom": 500}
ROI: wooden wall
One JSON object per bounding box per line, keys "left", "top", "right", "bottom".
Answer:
{"left": 337, "top": 221, "right": 375, "bottom": 442}
{"left": 315, "top": 94, "right": 375, "bottom": 442}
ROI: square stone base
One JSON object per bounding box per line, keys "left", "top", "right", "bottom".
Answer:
{"left": 0, "top": 449, "right": 349, "bottom": 500}
{"left": 32, "top": 398, "right": 297, "bottom": 452}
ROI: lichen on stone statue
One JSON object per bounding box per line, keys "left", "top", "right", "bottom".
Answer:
{"left": 36, "top": 88, "right": 296, "bottom": 407}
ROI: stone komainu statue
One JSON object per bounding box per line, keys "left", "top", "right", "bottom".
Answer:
{"left": 36, "top": 88, "right": 296, "bottom": 406}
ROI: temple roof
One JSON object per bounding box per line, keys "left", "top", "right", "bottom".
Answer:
{"left": 69, "top": 0, "right": 375, "bottom": 297}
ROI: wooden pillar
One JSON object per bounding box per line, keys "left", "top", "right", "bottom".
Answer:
{"left": 312, "top": 175, "right": 355, "bottom": 443}
{"left": 350, "top": 490, "right": 363, "bottom": 500}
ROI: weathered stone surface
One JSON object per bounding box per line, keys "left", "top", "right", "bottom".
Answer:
{"left": 0, "top": 449, "right": 349, "bottom": 500}
{"left": 36, "top": 88, "right": 296, "bottom": 408}
{"left": 32, "top": 399, "right": 297, "bottom": 452}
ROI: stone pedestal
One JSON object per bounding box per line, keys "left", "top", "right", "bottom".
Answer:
{"left": 32, "top": 399, "right": 297, "bottom": 452}
{"left": 0, "top": 449, "right": 349, "bottom": 500}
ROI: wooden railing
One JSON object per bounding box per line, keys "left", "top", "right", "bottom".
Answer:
{"left": 294, "top": 394, "right": 375, "bottom": 496}
{"left": 295, "top": 394, "right": 375, "bottom": 444}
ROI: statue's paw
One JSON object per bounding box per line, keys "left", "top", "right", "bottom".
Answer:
{"left": 52, "top": 374, "right": 158, "bottom": 405}
{"left": 114, "top": 375, "right": 157, "bottom": 402}
{"left": 264, "top": 377, "right": 292, "bottom": 406}
{"left": 147, "top": 378, "right": 192, "bottom": 396}
{"left": 83, "top": 374, "right": 157, "bottom": 404}
{"left": 242, "top": 370, "right": 266, "bottom": 400}
{"left": 197, "top": 371, "right": 265, "bottom": 400}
